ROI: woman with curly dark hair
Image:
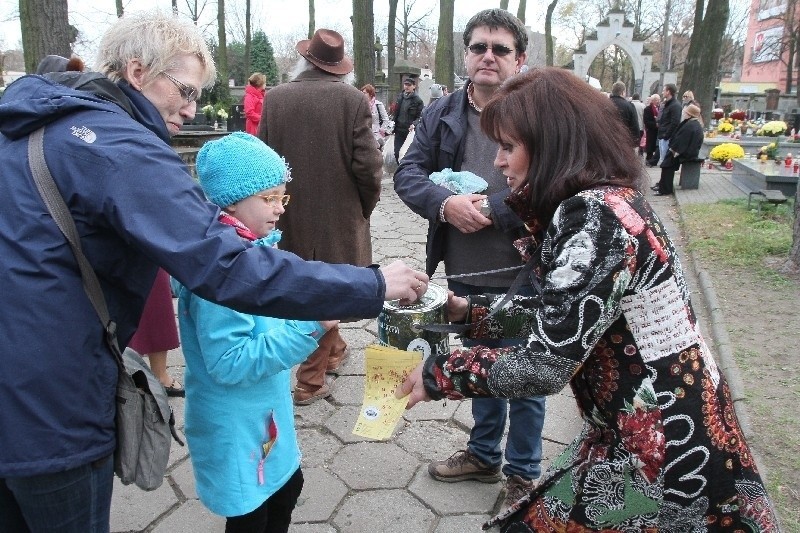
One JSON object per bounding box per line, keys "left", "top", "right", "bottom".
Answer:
{"left": 399, "top": 67, "right": 779, "bottom": 532}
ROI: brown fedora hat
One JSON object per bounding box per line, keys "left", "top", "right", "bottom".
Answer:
{"left": 295, "top": 29, "right": 353, "bottom": 75}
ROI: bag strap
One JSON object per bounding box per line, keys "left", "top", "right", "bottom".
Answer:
{"left": 27, "top": 127, "right": 124, "bottom": 370}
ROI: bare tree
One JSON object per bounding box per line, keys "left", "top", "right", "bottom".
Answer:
{"left": 19, "top": 0, "right": 75, "bottom": 73}
{"left": 352, "top": 0, "right": 376, "bottom": 87}
{"left": 116, "top": 0, "right": 124, "bottom": 18}
{"left": 545, "top": 0, "right": 558, "bottom": 66}
{"left": 388, "top": 0, "right": 399, "bottom": 96}
{"left": 500, "top": 0, "right": 509, "bottom": 9}
{"left": 517, "top": 0, "right": 527, "bottom": 24}
{"left": 217, "top": 0, "right": 231, "bottom": 102}
{"left": 245, "top": 0, "right": 251, "bottom": 79}
{"left": 788, "top": 186, "right": 800, "bottom": 272}
{"left": 395, "top": 0, "right": 434, "bottom": 59}
{"left": 681, "top": 0, "right": 730, "bottom": 125}
{"left": 309, "top": 0, "right": 315, "bottom": 39}
{"left": 435, "top": 0, "right": 455, "bottom": 90}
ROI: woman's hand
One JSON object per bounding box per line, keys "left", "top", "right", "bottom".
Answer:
{"left": 447, "top": 291, "right": 468, "bottom": 322}
{"left": 395, "top": 362, "right": 430, "bottom": 409}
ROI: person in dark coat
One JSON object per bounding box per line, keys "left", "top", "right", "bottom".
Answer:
{"left": 656, "top": 83, "right": 682, "bottom": 166}
{"left": 654, "top": 103, "right": 705, "bottom": 195}
{"left": 393, "top": 77, "right": 424, "bottom": 162}
{"left": 643, "top": 93, "right": 660, "bottom": 163}
{"left": 258, "top": 29, "right": 384, "bottom": 406}
{"left": 609, "top": 81, "right": 640, "bottom": 147}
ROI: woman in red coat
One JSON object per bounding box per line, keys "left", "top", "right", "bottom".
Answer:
{"left": 244, "top": 72, "right": 266, "bottom": 134}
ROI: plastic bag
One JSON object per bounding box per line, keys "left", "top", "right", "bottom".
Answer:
{"left": 383, "top": 134, "right": 398, "bottom": 174}
{"left": 429, "top": 168, "right": 488, "bottom": 194}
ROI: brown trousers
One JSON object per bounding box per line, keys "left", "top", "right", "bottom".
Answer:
{"left": 295, "top": 326, "right": 347, "bottom": 390}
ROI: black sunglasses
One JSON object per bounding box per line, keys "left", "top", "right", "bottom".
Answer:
{"left": 161, "top": 71, "right": 199, "bottom": 104}
{"left": 468, "top": 43, "right": 515, "bottom": 57}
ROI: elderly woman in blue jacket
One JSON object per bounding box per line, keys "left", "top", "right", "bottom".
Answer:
{"left": 174, "top": 132, "right": 336, "bottom": 532}
{"left": 0, "top": 11, "right": 425, "bottom": 531}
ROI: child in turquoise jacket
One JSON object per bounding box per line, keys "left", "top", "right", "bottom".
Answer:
{"left": 174, "top": 132, "right": 336, "bottom": 532}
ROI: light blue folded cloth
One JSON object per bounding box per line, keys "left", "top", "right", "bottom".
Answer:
{"left": 429, "top": 168, "right": 488, "bottom": 194}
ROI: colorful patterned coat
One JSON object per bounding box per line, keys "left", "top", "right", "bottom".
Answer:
{"left": 422, "top": 186, "right": 779, "bottom": 532}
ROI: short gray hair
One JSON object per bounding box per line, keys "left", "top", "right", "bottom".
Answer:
{"left": 611, "top": 81, "right": 626, "bottom": 97}
{"left": 95, "top": 10, "right": 216, "bottom": 88}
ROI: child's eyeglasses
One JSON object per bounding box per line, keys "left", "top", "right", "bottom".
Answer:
{"left": 467, "top": 43, "right": 515, "bottom": 57}
{"left": 161, "top": 71, "right": 199, "bottom": 103}
{"left": 256, "top": 194, "right": 290, "bottom": 206}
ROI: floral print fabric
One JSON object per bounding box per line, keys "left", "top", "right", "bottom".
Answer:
{"left": 423, "top": 187, "right": 779, "bottom": 532}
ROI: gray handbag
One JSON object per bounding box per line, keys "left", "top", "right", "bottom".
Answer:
{"left": 27, "top": 127, "right": 183, "bottom": 491}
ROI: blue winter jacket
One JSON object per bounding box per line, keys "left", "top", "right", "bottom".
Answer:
{"left": 393, "top": 86, "right": 525, "bottom": 276}
{"left": 0, "top": 74, "right": 385, "bottom": 477}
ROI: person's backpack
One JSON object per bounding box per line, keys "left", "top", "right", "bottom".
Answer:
{"left": 27, "top": 126, "right": 183, "bottom": 491}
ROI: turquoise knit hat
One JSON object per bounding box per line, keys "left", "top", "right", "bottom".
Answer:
{"left": 196, "top": 132, "right": 291, "bottom": 207}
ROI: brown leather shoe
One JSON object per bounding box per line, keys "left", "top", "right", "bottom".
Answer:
{"left": 326, "top": 347, "right": 350, "bottom": 375}
{"left": 293, "top": 383, "right": 331, "bottom": 406}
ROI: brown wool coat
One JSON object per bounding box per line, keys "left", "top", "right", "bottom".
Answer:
{"left": 257, "top": 69, "right": 382, "bottom": 266}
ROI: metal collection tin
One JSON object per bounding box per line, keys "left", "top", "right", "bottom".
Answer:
{"left": 378, "top": 284, "right": 450, "bottom": 360}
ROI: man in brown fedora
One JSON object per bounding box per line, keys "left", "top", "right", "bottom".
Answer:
{"left": 258, "top": 29, "right": 383, "bottom": 405}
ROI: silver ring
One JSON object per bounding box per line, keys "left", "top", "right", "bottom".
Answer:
{"left": 415, "top": 282, "right": 423, "bottom": 292}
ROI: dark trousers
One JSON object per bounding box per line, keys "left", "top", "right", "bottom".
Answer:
{"left": 0, "top": 454, "right": 114, "bottom": 533}
{"left": 645, "top": 128, "right": 658, "bottom": 161}
{"left": 657, "top": 166, "right": 677, "bottom": 195}
{"left": 225, "top": 468, "right": 304, "bottom": 533}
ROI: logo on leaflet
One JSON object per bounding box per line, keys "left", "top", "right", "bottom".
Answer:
{"left": 70, "top": 125, "right": 97, "bottom": 144}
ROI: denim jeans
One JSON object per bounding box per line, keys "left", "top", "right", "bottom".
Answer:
{"left": 657, "top": 138, "right": 670, "bottom": 166}
{"left": 449, "top": 280, "right": 546, "bottom": 480}
{"left": 0, "top": 454, "right": 114, "bottom": 533}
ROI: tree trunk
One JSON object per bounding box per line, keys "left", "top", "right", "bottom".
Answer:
{"left": 217, "top": 0, "right": 231, "bottom": 104}
{"left": 658, "top": 0, "right": 673, "bottom": 91}
{"left": 20, "top": 0, "right": 74, "bottom": 73}
{"left": 172, "top": 0, "right": 178, "bottom": 14}
{"left": 116, "top": 0, "right": 124, "bottom": 17}
{"left": 244, "top": 0, "right": 251, "bottom": 79}
{"left": 435, "top": 0, "right": 454, "bottom": 91}
{"left": 388, "top": 0, "right": 398, "bottom": 98}
{"left": 545, "top": 0, "right": 558, "bottom": 66}
{"left": 788, "top": 185, "right": 800, "bottom": 271}
{"left": 308, "top": 0, "right": 315, "bottom": 39}
{"left": 682, "top": 0, "right": 730, "bottom": 126}
{"left": 516, "top": 0, "right": 527, "bottom": 23}
{"left": 500, "top": 0, "right": 509, "bottom": 10}
{"left": 352, "top": 0, "right": 375, "bottom": 87}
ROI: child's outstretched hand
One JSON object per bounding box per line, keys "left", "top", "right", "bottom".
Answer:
{"left": 320, "top": 320, "right": 339, "bottom": 331}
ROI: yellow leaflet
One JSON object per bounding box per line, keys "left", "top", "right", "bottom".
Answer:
{"left": 352, "top": 344, "right": 421, "bottom": 440}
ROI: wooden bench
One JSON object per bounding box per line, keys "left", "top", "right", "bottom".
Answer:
{"left": 747, "top": 189, "right": 788, "bottom": 215}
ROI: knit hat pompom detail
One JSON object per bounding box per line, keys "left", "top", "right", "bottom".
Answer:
{"left": 197, "top": 132, "right": 291, "bottom": 208}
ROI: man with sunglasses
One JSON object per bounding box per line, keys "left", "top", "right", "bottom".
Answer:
{"left": 394, "top": 8, "right": 545, "bottom": 512}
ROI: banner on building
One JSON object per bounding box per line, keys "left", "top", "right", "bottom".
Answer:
{"left": 752, "top": 26, "right": 784, "bottom": 63}
{"left": 757, "top": 0, "right": 787, "bottom": 21}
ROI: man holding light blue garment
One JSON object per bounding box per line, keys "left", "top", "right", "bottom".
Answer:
{"left": 393, "top": 8, "right": 545, "bottom": 511}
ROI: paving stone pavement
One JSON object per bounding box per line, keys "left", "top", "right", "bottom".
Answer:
{"left": 110, "top": 164, "right": 748, "bottom": 532}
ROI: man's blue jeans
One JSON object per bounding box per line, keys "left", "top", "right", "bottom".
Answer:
{"left": 657, "top": 138, "right": 670, "bottom": 166}
{"left": 449, "top": 280, "right": 545, "bottom": 481}
{"left": 0, "top": 454, "right": 114, "bottom": 533}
